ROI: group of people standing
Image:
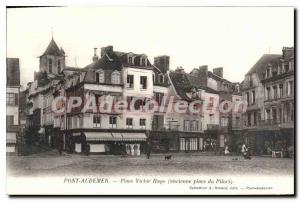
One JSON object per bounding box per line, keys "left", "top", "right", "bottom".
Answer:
{"left": 224, "top": 143, "right": 251, "bottom": 159}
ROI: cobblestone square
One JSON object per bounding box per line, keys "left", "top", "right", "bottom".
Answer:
{"left": 7, "top": 152, "right": 294, "bottom": 177}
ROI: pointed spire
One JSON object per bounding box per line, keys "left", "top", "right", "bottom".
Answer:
{"left": 51, "top": 27, "right": 54, "bottom": 40}
{"left": 40, "top": 37, "right": 64, "bottom": 57}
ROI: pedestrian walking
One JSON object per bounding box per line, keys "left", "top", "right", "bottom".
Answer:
{"left": 146, "top": 142, "right": 151, "bottom": 159}
{"left": 241, "top": 143, "right": 247, "bottom": 157}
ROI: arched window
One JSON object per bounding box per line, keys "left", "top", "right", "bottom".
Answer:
{"left": 111, "top": 71, "right": 121, "bottom": 84}
{"left": 49, "top": 59, "right": 52, "bottom": 73}
{"left": 95, "top": 69, "right": 105, "bottom": 83}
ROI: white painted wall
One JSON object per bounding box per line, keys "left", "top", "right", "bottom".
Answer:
{"left": 207, "top": 77, "right": 218, "bottom": 91}
{"left": 6, "top": 87, "right": 19, "bottom": 125}
{"left": 123, "top": 67, "right": 154, "bottom": 98}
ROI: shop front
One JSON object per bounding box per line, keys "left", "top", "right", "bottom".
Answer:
{"left": 63, "top": 131, "right": 147, "bottom": 155}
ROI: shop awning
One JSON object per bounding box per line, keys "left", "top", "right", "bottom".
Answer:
{"left": 85, "top": 132, "right": 113, "bottom": 141}
{"left": 85, "top": 132, "right": 147, "bottom": 142}
{"left": 6, "top": 133, "right": 16, "bottom": 143}
{"left": 111, "top": 132, "right": 123, "bottom": 140}
{"left": 120, "top": 133, "right": 147, "bottom": 141}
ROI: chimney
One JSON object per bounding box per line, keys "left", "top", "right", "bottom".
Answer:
{"left": 101, "top": 46, "right": 113, "bottom": 57}
{"left": 92, "top": 48, "right": 99, "bottom": 62}
{"left": 282, "top": 47, "right": 294, "bottom": 60}
{"left": 198, "top": 65, "right": 208, "bottom": 86}
{"left": 154, "top": 55, "right": 170, "bottom": 73}
{"left": 175, "top": 66, "right": 185, "bottom": 73}
{"left": 213, "top": 67, "right": 223, "bottom": 78}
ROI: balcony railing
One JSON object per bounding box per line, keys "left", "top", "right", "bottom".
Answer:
{"left": 164, "top": 123, "right": 180, "bottom": 131}
{"left": 239, "top": 119, "right": 294, "bottom": 130}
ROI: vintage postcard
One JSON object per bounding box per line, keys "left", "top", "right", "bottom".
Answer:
{"left": 6, "top": 6, "right": 294, "bottom": 195}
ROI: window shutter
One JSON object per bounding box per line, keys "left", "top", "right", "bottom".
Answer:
{"left": 14, "top": 94, "right": 18, "bottom": 105}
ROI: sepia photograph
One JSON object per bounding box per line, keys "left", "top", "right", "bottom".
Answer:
{"left": 5, "top": 6, "right": 294, "bottom": 195}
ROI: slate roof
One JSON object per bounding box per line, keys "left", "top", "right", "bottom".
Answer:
{"left": 246, "top": 54, "right": 281, "bottom": 80}
{"left": 169, "top": 71, "right": 219, "bottom": 101}
{"left": 41, "top": 38, "right": 65, "bottom": 57}
{"left": 85, "top": 49, "right": 153, "bottom": 71}
{"left": 84, "top": 51, "right": 123, "bottom": 71}
{"left": 6, "top": 58, "right": 20, "bottom": 87}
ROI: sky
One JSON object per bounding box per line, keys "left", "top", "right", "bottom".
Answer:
{"left": 7, "top": 7, "right": 294, "bottom": 87}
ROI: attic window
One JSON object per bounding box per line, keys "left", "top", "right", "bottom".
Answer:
{"left": 95, "top": 69, "right": 105, "bottom": 83}
{"left": 141, "top": 58, "right": 146, "bottom": 66}
{"left": 111, "top": 71, "right": 120, "bottom": 84}
{"left": 128, "top": 56, "right": 133, "bottom": 64}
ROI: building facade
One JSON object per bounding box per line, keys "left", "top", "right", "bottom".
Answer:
{"left": 6, "top": 58, "right": 21, "bottom": 153}
{"left": 237, "top": 47, "right": 294, "bottom": 155}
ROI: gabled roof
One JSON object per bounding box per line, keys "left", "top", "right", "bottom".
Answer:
{"left": 169, "top": 71, "right": 192, "bottom": 101}
{"left": 41, "top": 38, "right": 65, "bottom": 57}
{"left": 169, "top": 71, "right": 219, "bottom": 101}
{"left": 246, "top": 54, "right": 281, "bottom": 80}
{"left": 84, "top": 51, "right": 123, "bottom": 71}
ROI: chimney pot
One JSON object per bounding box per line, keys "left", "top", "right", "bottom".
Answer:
{"left": 92, "top": 48, "right": 99, "bottom": 62}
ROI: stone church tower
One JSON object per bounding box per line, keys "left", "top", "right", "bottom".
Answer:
{"left": 39, "top": 38, "right": 66, "bottom": 74}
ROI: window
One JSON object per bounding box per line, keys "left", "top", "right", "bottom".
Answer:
{"left": 290, "top": 81, "right": 294, "bottom": 96}
{"left": 266, "top": 87, "right": 271, "bottom": 100}
{"left": 126, "top": 118, "right": 133, "bottom": 129}
{"left": 249, "top": 79, "right": 253, "bottom": 87}
{"left": 140, "top": 76, "right": 147, "bottom": 89}
{"left": 273, "top": 86, "right": 277, "bottom": 99}
{"left": 6, "top": 115, "right": 14, "bottom": 126}
{"left": 111, "top": 71, "right": 120, "bottom": 84}
{"left": 127, "top": 75, "right": 134, "bottom": 88}
{"left": 128, "top": 56, "right": 133, "bottom": 64}
{"left": 190, "top": 120, "right": 198, "bottom": 131}
{"left": 6, "top": 93, "right": 16, "bottom": 105}
{"left": 49, "top": 59, "right": 52, "bottom": 73}
{"left": 155, "top": 93, "right": 164, "bottom": 105}
{"left": 96, "top": 69, "right": 105, "bottom": 83}
{"left": 278, "top": 65, "right": 281, "bottom": 74}
{"left": 67, "top": 117, "right": 72, "bottom": 129}
{"left": 141, "top": 58, "right": 146, "bottom": 66}
{"left": 253, "top": 111, "right": 257, "bottom": 126}
{"left": 184, "top": 120, "right": 190, "bottom": 131}
{"left": 272, "top": 108, "right": 277, "bottom": 123}
{"left": 57, "top": 60, "right": 61, "bottom": 73}
{"left": 109, "top": 116, "right": 117, "bottom": 128}
{"left": 207, "top": 97, "right": 214, "bottom": 109}
{"left": 73, "top": 116, "right": 78, "bottom": 129}
{"left": 221, "top": 117, "right": 228, "bottom": 127}
{"left": 279, "top": 108, "right": 282, "bottom": 123}
{"left": 266, "top": 109, "right": 270, "bottom": 121}
{"left": 286, "top": 82, "right": 289, "bottom": 96}
{"left": 235, "top": 116, "right": 240, "bottom": 127}
{"left": 93, "top": 115, "right": 101, "bottom": 128}
{"left": 284, "top": 62, "right": 289, "bottom": 72}
{"left": 247, "top": 113, "right": 251, "bottom": 126}
{"left": 140, "top": 118, "right": 146, "bottom": 129}
{"left": 266, "top": 68, "right": 270, "bottom": 78}
{"left": 279, "top": 84, "right": 283, "bottom": 98}
{"left": 246, "top": 92, "right": 250, "bottom": 105}
{"left": 79, "top": 116, "right": 83, "bottom": 128}
{"left": 209, "top": 114, "right": 214, "bottom": 122}
{"left": 252, "top": 90, "right": 255, "bottom": 104}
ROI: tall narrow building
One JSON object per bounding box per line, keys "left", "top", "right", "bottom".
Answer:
{"left": 6, "top": 58, "right": 21, "bottom": 153}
